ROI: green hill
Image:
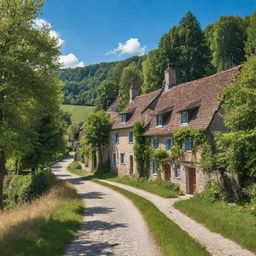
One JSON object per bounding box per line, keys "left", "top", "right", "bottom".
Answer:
{"left": 59, "top": 55, "right": 146, "bottom": 106}
{"left": 61, "top": 104, "right": 95, "bottom": 125}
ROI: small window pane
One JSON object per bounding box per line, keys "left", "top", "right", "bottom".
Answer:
{"left": 180, "top": 111, "right": 188, "bottom": 124}
{"left": 166, "top": 137, "right": 173, "bottom": 150}
{"left": 120, "top": 153, "right": 125, "bottom": 164}
{"left": 128, "top": 131, "right": 133, "bottom": 143}
{"left": 173, "top": 164, "right": 180, "bottom": 178}
{"left": 156, "top": 115, "right": 163, "bottom": 126}
{"left": 151, "top": 138, "right": 159, "bottom": 149}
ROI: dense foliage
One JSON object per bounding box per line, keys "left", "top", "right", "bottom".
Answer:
{"left": 82, "top": 110, "right": 111, "bottom": 171}
{"left": 217, "top": 56, "right": 256, "bottom": 179}
{"left": 4, "top": 168, "right": 56, "bottom": 206}
{"left": 133, "top": 122, "right": 151, "bottom": 177}
{"left": 0, "top": 0, "right": 65, "bottom": 209}
{"left": 60, "top": 56, "right": 145, "bottom": 106}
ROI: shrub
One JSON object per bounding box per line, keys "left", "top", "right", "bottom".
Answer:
{"left": 199, "top": 180, "right": 221, "bottom": 203}
{"left": 69, "top": 161, "right": 82, "bottom": 170}
{"left": 251, "top": 184, "right": 256, "bottom": 205}
{"left": 5, "top": 169, "right": 56, "bottom": 205}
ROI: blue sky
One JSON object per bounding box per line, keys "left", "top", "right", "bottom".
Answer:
{"left": 39, "top": 0, "right": 256, "bottom": 68}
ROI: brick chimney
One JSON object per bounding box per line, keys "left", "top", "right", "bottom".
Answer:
{"left": 129, "top": 83, "right": 140, "bottom": 102}
{"left": 164, "top": 67, "right": 176, "bottom": 90}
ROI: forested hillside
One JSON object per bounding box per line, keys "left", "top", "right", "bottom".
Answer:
{"left": 60, "top": 11, "right": 256, "bottom": 110}
{"left": 60, "top": 56, "right": 146, "bottom": 106}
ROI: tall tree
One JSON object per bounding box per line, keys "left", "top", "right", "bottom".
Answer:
{"left": 245, "top": 12, "right": 256, "bottom": 58}
{"left": 142, "top": 12, "right": 212, "bottom": 93}
{"left": 82, "top": 110, "right": 111, "bottom": 172}
{"left": 217, "top": 56, "right": 256, "bottom": 181}
{"left": 141, "top": 49, "right": 166, "bottom": 94}
{"left": 211, "top": 15, "right": 246, "bottom": 71}
{"left": 118, "top": 63, "right": 143, "bottom": 110}
{"left": 0, "top": 0, "right": 61, "bottom": 209}
{"left": 177, "top": 12, "right": 212, "bottom": 82}
{"left": 95, "top": 80, "right": 118, "bottom": 110}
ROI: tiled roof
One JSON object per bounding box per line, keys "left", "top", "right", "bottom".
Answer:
{"left": 144, "top": 65, "right": 241, "bottom": 136}
{"left": 110, "top": 89, "right": 162, "bottom": 130}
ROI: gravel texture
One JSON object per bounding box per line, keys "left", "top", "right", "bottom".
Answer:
{"left": 52, "top": 158, "right": 162, "bottom": 256}
{"left": 100, "top": 180, "right": 255, "bottom": 256}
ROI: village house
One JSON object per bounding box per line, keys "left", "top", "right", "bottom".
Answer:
{"left": 105, "top": 65, "right": 240, "bottom": 194}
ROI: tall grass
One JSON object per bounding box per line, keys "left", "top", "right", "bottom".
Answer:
{"left": 0, "top": 181, "right": 83, "bottom": 256}
{"left": 174, "top": 197, "right": 256, "bottom": 253}
{"left": 108, "top": 176, "right": 181, "bottom": 198}
{"left": 94, "top": 180, "right": 209, "bottom": 256}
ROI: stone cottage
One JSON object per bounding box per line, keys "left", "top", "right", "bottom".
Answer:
{"left": 105, "top": 65, "right": 240, "bottom": 194}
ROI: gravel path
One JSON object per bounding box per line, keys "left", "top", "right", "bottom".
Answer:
{"left": 52, "top": 158, "right": 162, "bottom": 256}
{"left": 100, "top": 180, "right": 255, "bottom": 256}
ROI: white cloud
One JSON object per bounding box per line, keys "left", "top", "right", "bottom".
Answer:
{"left": 106, "top": 38, "right": 146, "bottom": 56}
{"left": 34, "top": 18, "right": 64, "bottom": 47}
{"left": 59, "top": 54, "right": 85, "bottom": 69}
{"left": 34, "top": 19, "right": 85, "bottom": 69}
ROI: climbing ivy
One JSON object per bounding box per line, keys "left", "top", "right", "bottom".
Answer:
{"left": 133, "top": 121, "right": 151, "bottom": 177}
{"left": 172, "top": 127, "right": 205, "bottom": 148}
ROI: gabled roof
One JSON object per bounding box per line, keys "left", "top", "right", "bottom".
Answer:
{"left": 110, "top": 89, "right": 162, "bottom": 130}
{"left": 144, "top": 65, "right": 241, "bottom": 136}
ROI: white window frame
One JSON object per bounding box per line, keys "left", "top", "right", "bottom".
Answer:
{"left": 128, "top": 131, "right": 134, "bottom": 143}
{"left": 165, "top": 137, "right": 173, "bottom": 150}
{"left": 180, "top": 111, "right": 189, "bottom": 126}
{"left": 151, "top": 137, "right": 159, "bottom": 149}
{"left": 173, "top": 164, "right": 181, "bottom": 178}
{"left": 183, "top": 137, "right": 193, "bottom": 152}
{"left": 121, "top": 114, "right": 127, "bottom": 123}
{"left": 156, "top": 114, "right": 163, "bottom": 127}
{"left": 150, "top": 160, "right": 158, "bottom": 175}
{"left": 112, "top": 152, "right": 117, "bottom": 167}
{"left": 120, "top": 152, "right": 125, "bottom": 164}
{"left": 113, "top": 132, "right": 119, "bottom": 144}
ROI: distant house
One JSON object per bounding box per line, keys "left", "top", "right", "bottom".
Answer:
{"left": 104, "top": 65, "right": 240, "bottom": 194}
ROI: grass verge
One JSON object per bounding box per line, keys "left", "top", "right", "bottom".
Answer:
{"left": 107, "top": 176, "right": 181, "bottom": 198}
{"left": 67, "top": 161, "right": 92, "bottom": 177}
{"left": 174, "top": 197, "right": 256, "bottom": 253}
{"left": 94, "top": 180, "right": 209, "bottom": 256}
{"left": 0, "top": 180, "right": 84, "bottom": 256}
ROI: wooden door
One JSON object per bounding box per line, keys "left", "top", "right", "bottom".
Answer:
{"left": 129, "top": 155, "right": 134, "bottom": 175}
{"left": 163, "top": 164, "right": 171, "bottom": 181}
{"left": 188, "top": 168, "right": 196, "bottom": 194}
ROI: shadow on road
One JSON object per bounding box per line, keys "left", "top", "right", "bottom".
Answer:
{"left": 85, "top": 206, "right": 114, "bottom": 217}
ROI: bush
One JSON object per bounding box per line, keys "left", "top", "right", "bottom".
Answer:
{"left": 251, "top": 184, "right": 256, "bottom": 205}
{"left": 198, "top": 180, "right": 221, "bottom": 203}
{"left": 5, "top": 169, "right": 56, "bottom": 205}
{"left": 69, "top": 161, "right": 82, "bottom": 170}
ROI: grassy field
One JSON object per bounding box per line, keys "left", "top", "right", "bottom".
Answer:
{"left": 61, "top": 104, "right": 95, "bottom": 125}
{"left": 174, "top": 197, "right": 256, "bottom": 253}
{"left": 107, "top": 176, "right": 181, "bottom": 198}
{"left": 94, "top": 180, "right": 209, "bottom": 256}
{"left": 0, "top": 180, "right": 83, "bottom": 256}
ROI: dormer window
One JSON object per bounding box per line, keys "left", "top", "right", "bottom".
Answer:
{"left": 156, "top": 115, "right": 163, "bottom": 127}
{"left": 180, "top": 111, "right": 189, "bottom": 125}
{"left": 121, "top": 113, "right": 133, "bottom": 123}
{"left": 151, "top": 137, "right": 159, "bottom": 149}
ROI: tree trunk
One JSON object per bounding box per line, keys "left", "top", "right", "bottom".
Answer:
{"left": 0, "top": 151, "right": 7, "bottom": 210}
{"left": 96, "top": 147, "right": 103, "bottom": 173}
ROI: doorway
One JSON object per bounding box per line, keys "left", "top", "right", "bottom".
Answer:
{"left": 163, "top": 164, "right": 171, "bottom": 180}
{"left": 129, "top": 155, "right": 134, "bottom": 175}
{"left": 188, "top": 167, "right": 196, "bottom": 194}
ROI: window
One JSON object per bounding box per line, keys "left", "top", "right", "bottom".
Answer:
{"left": 120, "top": 153, "right": 125, "bottom": 164}
{"left": 150, "top": 160, "right": 158, "bottom": 175}
{"left": 151, "top": 137, "right": 159, "bottom": 149}
{"left": 183, "top": 137, "right": 193, "bottom": 151}
{"left": 113, "top": 133, "right": 119, "bottom": 144}
{"left": 121, "top": 114, "right": 127, "bottom": 123}
{"left": 165, "top": 137, "right": 173, "bottom": 150}
{"left": 112, "top": 152, "right": 116, "bottom": 167}
{"left": 128, "top": 131, "right": 134, "bottom": 143}
{"left": 156, "top": 115, "right": 163, "bottom": 127}
{"left": 173, "top": 164, "right": 180, "bottom": 178}
{"left": 180, "top": 111, "right": 189, "bottom": 125}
